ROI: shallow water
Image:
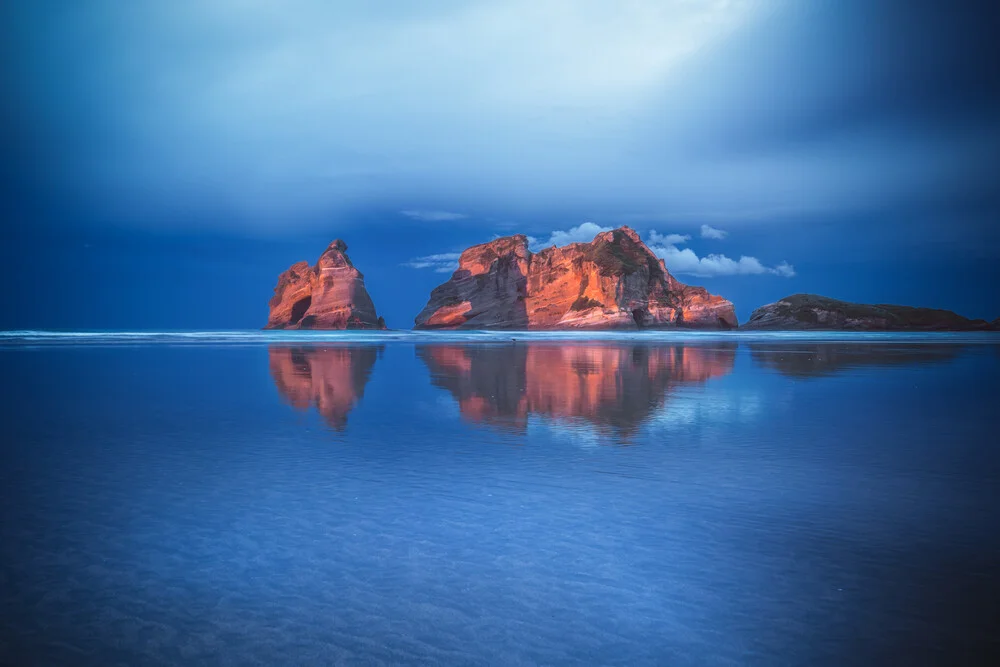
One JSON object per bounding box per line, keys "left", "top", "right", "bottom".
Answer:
{"left": 2, "top": 333, "right": 999, "bottom": 666}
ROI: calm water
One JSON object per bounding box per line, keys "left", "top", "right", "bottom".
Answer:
{"left": 2, "top": 333, "right": 999, "bottom": 666}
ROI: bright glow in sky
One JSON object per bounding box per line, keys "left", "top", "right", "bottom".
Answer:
{"left": 8, "top": 0, "right": 782, "bottom": 227}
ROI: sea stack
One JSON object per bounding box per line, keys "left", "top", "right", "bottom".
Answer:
{"left": 743, "top": 294, "right": 993, "bottom": 331}
{"left": 414, "top": 226, "right": 736, "bottom": 329}
{"left": 265, "top": 240, "right": 386, "bottom": 329}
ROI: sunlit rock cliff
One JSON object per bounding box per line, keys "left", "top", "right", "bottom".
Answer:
{"left": 266, "top": 240, "right": 386, "bottom": 330}
{"left": 414, "top": 226, "right": 736, "bottom": 329}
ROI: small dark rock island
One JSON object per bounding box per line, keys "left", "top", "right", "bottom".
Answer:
{"left": 743, "top": 293, "right": 996, "bottom": 331}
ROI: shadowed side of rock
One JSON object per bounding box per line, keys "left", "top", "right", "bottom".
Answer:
{"left": 414, "top": 235, "right": 531, "bottom": 329}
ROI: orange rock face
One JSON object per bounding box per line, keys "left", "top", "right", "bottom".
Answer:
{"left": 419, "top": 343, "right": 735, "bottom": 437}
{"left": 268, "top": 346, "right": 382, "bottom": 430}
{"left": 414, "top": 226, "right": 736, "bottom": 329}
{"left": 266, "top": 240, "right": 386, "bottom": 329}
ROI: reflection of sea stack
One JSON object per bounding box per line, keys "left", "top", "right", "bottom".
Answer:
{"left": 414, "top": 226, "right": 736, "bottom": 329}
{"left": 266, "top": 240, "right": 386, "bottom": 329}
{"left": 748, "top": 343, "right": 964, "bottom": 378}
{"left": 269, "top": 346, "right": 383, "bottom": 430}
{"left": 418, "top": 344, "right": 735, "bottom": 436}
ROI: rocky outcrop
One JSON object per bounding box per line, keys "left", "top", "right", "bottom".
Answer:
{"left": 743, "top": 294, "right": 993, "bottom": 331}
{"left": 418, "top": 343, "right": 735, "bottom": 438}
{"left": 414, "top": 226, "right": 736, "bottom": 329}
{"left": 269, "top": 346, "right": 383, "bottom": 430}
{"left": 266, "top": 240, "right": 386, "bottom": 329}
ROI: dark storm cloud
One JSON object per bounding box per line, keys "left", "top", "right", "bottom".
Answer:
{"left": 0, "top": 0, "right": 768, "bottom": 231}
{"left": 625, "top": 0, "right": 1000, "bottom": 220}
{"left": 5, "top": 0, "right": 996, "bottom": 238}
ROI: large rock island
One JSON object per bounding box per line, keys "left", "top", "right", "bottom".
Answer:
{"left": 744, "top": 294, "right": 994, "bottom": 331}
{"left": 414, "top": 226, "right": 737, "bottom": 329}
{"left": 265, "top": 240, "right": 386, "bottom": 329}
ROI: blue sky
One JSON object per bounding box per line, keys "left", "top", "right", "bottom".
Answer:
{"left": 2, "top": 0, "right": 998, "bottom": 329}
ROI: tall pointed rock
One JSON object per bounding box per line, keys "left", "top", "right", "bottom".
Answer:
{"left": 265, "top": 240, "right": 386, "bottom": 329}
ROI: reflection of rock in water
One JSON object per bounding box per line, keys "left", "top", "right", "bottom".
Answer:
{"left": 418, "top": 344, "right": 735, "bottom": 437}
{"left": 269, "top": 346, "right": 383, "bottom": 430}
{"left": 749, "top": 343, "right": 965, "bottom": 378}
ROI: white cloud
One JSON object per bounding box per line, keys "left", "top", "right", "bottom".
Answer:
{"left": 532, "top": 222, "right": 612, "bottom": 250}
{"left": 771, "top": 261, "right": 796, "bottom": 278}
{"left": 648, "top": 230, "right": 691, "bottom": 246}
{"left": 21, "top": 0, "right": 997, "bottom": 241}
{"left": 44, "top": 1, "right": 767, "bottom": 230}
{"left": 400, "top": 210, "right": 467, "bottom": 222}
{"left": 402, "top": 252, "right": 462, "bottom": 273}
{"left": 700, "top": 224, "right": 728, "bottom": 239}
{"left": 646, "top": 230, "right": 795, "bottom": 278}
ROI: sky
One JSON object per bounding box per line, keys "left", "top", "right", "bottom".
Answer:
{"left": 2, "top": 0, "right": 999, "bottom": 329}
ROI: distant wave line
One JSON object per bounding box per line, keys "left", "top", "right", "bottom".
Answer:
{"left": 1, "top": 330, "right": 996, "bottom": 346}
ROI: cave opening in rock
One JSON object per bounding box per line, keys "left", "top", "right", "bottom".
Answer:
{"left": 290, "top": 296, "right": 312, "bottom": 325}
{"left": 631, "top": 309, "right": 646, "bottom": 327}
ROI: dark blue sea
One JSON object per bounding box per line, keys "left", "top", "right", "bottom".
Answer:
{"left": 2, "top": 331, "right": 999, "bottom": 666}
